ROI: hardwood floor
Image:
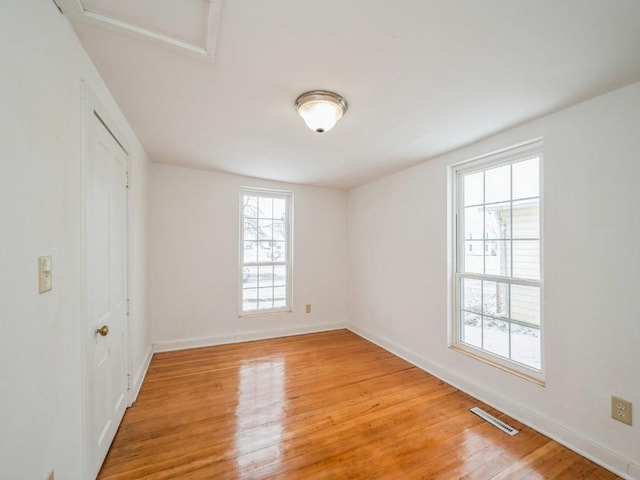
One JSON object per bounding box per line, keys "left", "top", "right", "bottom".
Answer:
{"left": 98, "top": 330, "right": 620, "bottom": 479}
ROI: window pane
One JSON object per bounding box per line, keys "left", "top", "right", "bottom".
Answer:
{"left": 243, "top": 288, "right": 257, "bottom": 311}
{"left": 511, "top": 285, "right": 540, "bottom": 326}
{"left": 242, "top": 266, "right": 257, "bottom": 288}
{"left": 464, "top": 241, "right": 484, "bottom": 274}
{"left": 258, "top": 288, "right": 273, "bottom": 309}
{"left": 244, "top": 220, "right": 258, "bottom": 241}
{"left": 484, "top": 240, "right": 511, "bottom": 277}
{"left": 483, "top": 318, "right": 509, "bottom": 358}
{"left": 485, "top": 164, "right": 510, "bottom": 203}
{"left": 243, "top": 195, "right": 257, "bottom": 218}
{"left": 258, "top": 196, "right": 273, "bottom": 218}
{"left": 462, "top": 278, "right": 482, "bottom": 313}
{"left": 513, "top": 157, "right": 539, "bottom": 200}
{"left": 512, "top": 199, "right": 539, "bottom": 239}
{"left": 273, "top": 198, "right": 286, "bottom": 220}
{"left": 272, "top": 220, "right": 286, "bottom": 241}
{"left": 464, "top": 172, "right": 483, "bottom": 206}
{"left": 271, "top": 241, "right": 286, "bottom": 262}
{"left": 258, "top": 241, "right": 273, "bottom": 263}
{"left": 259, "top": 219, "right": 273, "bottom": 241}
{"left": 485, "top": 202, "right": 510, "bottom": 239}
{"left": 512, "top": 240, "right": 540, "bottom": 280}
{"left": 461, "top": 312, "right": 481, "bottom": 348}
{"left": 483, "top": 281, "right": 509, "bottom": 319}
{"left": 511, "top": 324, "right": 541, "bottom": 369}
{"left": 258, "top": 265, "right": 274, "bottom": 287}
{"left": 243, "top": 241, "right": 257, "bottom": 264}
{"left": 274, "top": 265, "right": 287, "bottom": 287}
{"left": 464, "top": 206, "right": 483, "bottom": 240}
{"left": 273, "top": 287, "right": 287, "bottom": 308}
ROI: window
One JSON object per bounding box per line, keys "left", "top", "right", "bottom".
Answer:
{"left": 240, "top": 188, "right": 292, "bottom": 314}
{"left": 452, "top": 141, "right": 543, "bottom": 382}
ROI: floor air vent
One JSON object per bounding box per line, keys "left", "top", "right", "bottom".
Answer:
{"left": 470, "top": 407, "right": 519, "bottom": 436}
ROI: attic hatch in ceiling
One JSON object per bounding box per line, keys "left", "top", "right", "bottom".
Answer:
{"left": 57, "top": 0, "right": 222, "bottom": 61}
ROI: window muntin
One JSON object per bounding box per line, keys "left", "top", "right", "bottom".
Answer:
{"left": 453, "top": 143, "right": 543, "bottom": 380}
{"left": 240, "top": 188, "right": 292, "bottom": 314}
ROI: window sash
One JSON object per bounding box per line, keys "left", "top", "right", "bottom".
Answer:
{"left": 240, "top": 188, "right": 292, "bottom": 315}
{"left": 452, "top": 140, "right": 543, "bottom": 382}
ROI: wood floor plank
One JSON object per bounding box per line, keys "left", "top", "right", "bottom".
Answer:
{"left": 98, "top": 330, "right": 622, "bottom": 479}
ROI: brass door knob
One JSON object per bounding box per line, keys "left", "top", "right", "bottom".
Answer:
{"left": 96, "top": 325, "right": 109, "bottom": 336}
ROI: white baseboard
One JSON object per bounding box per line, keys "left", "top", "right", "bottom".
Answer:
{"left": 347, "top": 322, "right": 639, "bottom": 480}
{"left": 129, "top": 345, "right": 153, "bottom": 405}
{"left": 152, "top": 322, "right": 345, "bottom": 353}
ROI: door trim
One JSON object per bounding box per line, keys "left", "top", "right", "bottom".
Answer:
{"left": 80, "top": 81, "right": 132, "bottom": 479}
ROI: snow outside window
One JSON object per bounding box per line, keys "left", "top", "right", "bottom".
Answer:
{"left": 240, "top": 188, "right": 292, "bottom": 315}
{"left": 452, "top": 141, "right": 543, "bottom": 383}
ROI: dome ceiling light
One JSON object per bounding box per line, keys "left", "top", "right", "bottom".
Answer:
{"left": 295, "top": 90, "right": 348, "bottom": 133}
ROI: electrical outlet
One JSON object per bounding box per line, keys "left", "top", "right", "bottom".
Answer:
{"left": 305, "top": 304, "right": 311, "bottom": 313}
{"left": 38, "top": 256, "right": 52, "bottom": 293}
{"left": 611, "top": 396, "right": 632, "bottom": 426}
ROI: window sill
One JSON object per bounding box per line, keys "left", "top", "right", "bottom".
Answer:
{"left": 238, "top": 308, "right": 293, "bottom": 318}
{"left": 449, "top": 344, "right": 545, "bottom": 387}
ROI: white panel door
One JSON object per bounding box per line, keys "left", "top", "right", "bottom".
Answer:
{"left": 84, "top": 111, "right": 128, "bottom": 478}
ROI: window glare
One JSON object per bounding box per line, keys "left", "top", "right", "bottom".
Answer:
{"left": 464, "top": 172, "right": 483, "bottom": 206}
{"left": 484, "top": 164, "right": 510, "bottom": 204}
{"left": 513, "top": 157, "right": 539, "bottom": 199}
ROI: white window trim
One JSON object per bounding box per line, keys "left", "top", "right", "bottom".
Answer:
{"left": 239, "top": 187, "right": 293, "bottom": 317}
{"left": 449, "top": 138, "right": 545, "bottom": 385}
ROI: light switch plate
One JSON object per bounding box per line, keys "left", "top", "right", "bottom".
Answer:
{"left": 38, "top": 256, "right": 52, "bottom": 293}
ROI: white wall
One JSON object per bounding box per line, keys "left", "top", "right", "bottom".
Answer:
{"left": 347, "top": 81, "right": 640, "bottom": 478}
{"left": 150, "top": 165, "right": 348, "bottom": 350}
{"left": 0, "top": 2, "right": 151, "bottom": 479}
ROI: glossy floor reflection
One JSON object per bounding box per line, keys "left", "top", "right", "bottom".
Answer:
{"left": 98, "top": 330, "right": 621, "bottom": 479}
{"left": 235, "top": 358, "right": 285, "bottom": 476}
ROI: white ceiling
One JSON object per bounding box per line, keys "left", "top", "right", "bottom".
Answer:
{"left": 60, "top": 0, "right": 640, "bottom": 188}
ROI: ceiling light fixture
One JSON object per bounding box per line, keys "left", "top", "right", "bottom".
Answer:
{"left": 295, "top": 90, "right": 348, "bottom": 133}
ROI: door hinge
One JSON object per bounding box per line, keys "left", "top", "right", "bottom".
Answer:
{"left": 127, "top": 373, "right": 132, "bottom": 391}
{"left": 127, "top": 298, "right": 131, "bottom": 316}
{"left": 125, "top": 171, "right": 130, "bottom": 189}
